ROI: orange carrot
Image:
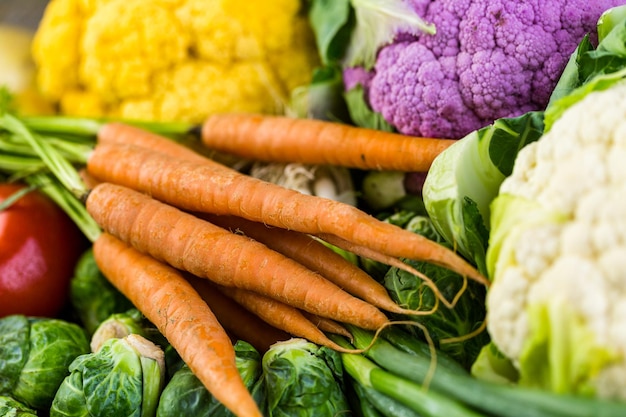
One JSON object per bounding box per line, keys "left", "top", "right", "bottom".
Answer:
{"left": 215, "top": 285, "right": 358, "bottom": 353}
{"left": 315, "top": 232, "right": 463, "bottom": 309}
{"left": 85, "top": 141, "right": 486, "bottom": 287}
{"left": 200, "top": 113, "right": 455, "bottom": 171}
{"left": 78, "top": 168, "right": 100, "bottom": 189}
{"left": 98, "top": 122, "right": 208, "bottom": 163}
{"left": 92, "top": 232, "right": 262, "bottom": 417}
{"left": 202, "top": 213, "right": 435, "bottom": 315}
{"left": 97, "top": 124, "right": 451, "bottom": 312}
{"left": 96, "top": 122, "right": 485, "bottom": 301}
{"left": 299, "top": 311, "right": 353, "bottom": 340}
{"left": 187, "top": 276, "right": 290, "bottom": 353}
{"left": 85, "top": 182, "right": 390, "bottom": 330}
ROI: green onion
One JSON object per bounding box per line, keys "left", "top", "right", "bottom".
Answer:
{"left": 348, "top": 325, "right": 626, "bottom": 417}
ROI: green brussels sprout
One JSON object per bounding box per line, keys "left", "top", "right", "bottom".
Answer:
{"left": 50, "top": 334, "right": 166, "bottom": 417}
{"left": 262, "top": 338, "right": 351, "bottom": 417}
{"left": 0, "top": 315, "right": 90, "bottom": 410}
{"left": 0, "top": 395, "right": 38, "bottom": 417}
{"left": 90, "top": 308, "right": 147, "bottom": 352}
{"left": 70, "top": 248, "right": 134, "bottom": 335}
{"left": 91, "top": 309, "right": 184, "bottom": 378}
{"left": 156, "top": 340, "right": 263, "bottom": 416}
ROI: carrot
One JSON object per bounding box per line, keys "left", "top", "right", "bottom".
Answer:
{"left": 186, "top": 276, "right": 290, "bottom": 353}
{"left": 315, "top": 233, "right": 464, "bottom": 310}
{"left": 97, "top": 122, "right": 485, "bottom": 300}
{"left": 202, "top": 213, "right": 436, "bottom": 315}
{"left": 78, "top": 168, "right": 100, "bottom": 189}
{"left": 98, "top": 122, "right": 208, "bottom": 163}
{"left": 85, "top": 141, "right": 487, "bottom": 287}
{"left": 92, "top": 232, "right": 262, "bottom": 417}
{"left": 215, "top": 284, "right": 359, "bottom": 353}
{"left": 97, "top": 124, "right": 454, "bottom": 312}
{"left": 199, "top": 113, "right": 455, "bottom": 172}
{"left": 85, "top": 182, "right": 390, "bottom": 330}
{"left": 299, "top": 311, "right": 353, "bottom": 340}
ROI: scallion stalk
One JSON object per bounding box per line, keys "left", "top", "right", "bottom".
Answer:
{"left": 348, "top": 325, "right": 626, "bottom": 417}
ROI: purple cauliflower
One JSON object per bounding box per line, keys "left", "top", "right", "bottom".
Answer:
{"left": 344, "top": 0, "right": 623, "bottom": 139}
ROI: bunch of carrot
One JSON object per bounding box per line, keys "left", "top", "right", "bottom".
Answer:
{"left": 6, "top": 111, "right": 487, "bottom": 417}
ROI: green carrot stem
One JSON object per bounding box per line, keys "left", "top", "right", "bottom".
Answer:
{"left": 0, "top": 114, "right": 87, "bottom": 196}
{"left": 21, "top": 115, "right": 194, "bottom": 140}
{"left": 26, "top": 174, "right": 101, "bottom": 242}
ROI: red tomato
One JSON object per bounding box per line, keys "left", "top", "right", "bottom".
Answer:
{"left": 0, "top": 183, "right": 87, "bottom": 318}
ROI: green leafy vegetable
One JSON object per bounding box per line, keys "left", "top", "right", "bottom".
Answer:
{"left": 262, "top": 338, "right": 350, "bottom": 416}
{"left": 0, "top": 315, "right": 90, "bottom": 411}
{"left": 381, "top": 215, "right": 488, "bottom": 368}
{"left": 90, "top": 309, "right": 150, "bottom": 352}
{"left": 545, "top": 5, "right": 626, "bottom": 129}
{"left": 69, "top": 248, "right": 134, "bottom": 335}
{"left": 0, "top": 395, "right": 37, "bottom": 417}
{"left": 308, "top": 0, "right": 354, "bottom": 66}
{"left": 343, "top": 84, "right": 396, "bottom": 131}
{"left": 50, "top": 334, "right": 166, "bottom": 417}
{"left": 422, "top": 111, "right": 545, "bottom": 274}
{"left": 289, "top": 65, "right": 351, "bottom": 122}
{"left": 156, "top": 340, "right": 264, "bottom": 417}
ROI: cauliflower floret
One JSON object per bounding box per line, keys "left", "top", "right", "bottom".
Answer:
{"left": 486, "top": 81, "right": 626, "bottom": 400}
{"left": 31, "top": 0, "right": 320, "bottom": 122}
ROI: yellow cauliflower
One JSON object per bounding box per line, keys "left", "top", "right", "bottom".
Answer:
{"left": 32, "top": 0, "right": 320, "bottom": 122}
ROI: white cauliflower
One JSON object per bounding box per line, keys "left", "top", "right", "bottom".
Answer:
{"left": 485, "top": 80, "right": 626, "bottom": 401}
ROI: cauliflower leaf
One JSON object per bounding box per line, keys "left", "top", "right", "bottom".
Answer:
{"left": 343, "top": 0, "right": 435, "bottom": 69}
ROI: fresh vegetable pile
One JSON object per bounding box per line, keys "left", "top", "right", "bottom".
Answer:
{"left": 1, "top": 1, "right": 626, "bottom": 417}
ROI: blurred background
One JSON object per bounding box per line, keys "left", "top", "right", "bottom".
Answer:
{"left": 0, "top": 0, "right": 48, "bottom": 29}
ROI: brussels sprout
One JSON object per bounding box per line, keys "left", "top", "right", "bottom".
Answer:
{"left": 91, "top": 309, "right": 184, "bottom": 379}
{"left": 156, "top": 340, "right": 263, "bottom": 416}
{"left": 262, "top": 338, "right": 351, "bottom": 416}
{"left": 90, "top": 308, "right": 147, "bottom": 352}
{"left": 69, "top": 248, "right": 134, "bottom": 335}
{"left": 50, "top": 334, "right": 166, "bottom": 417}
{"left": 0, "top": 395, "right": 38, "bottom": 417}
{"left": 360, "top": 171, "right": 407, "bottom": 211}
{"left": 0, "top": 315, "right": 90, "bottom": 410}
